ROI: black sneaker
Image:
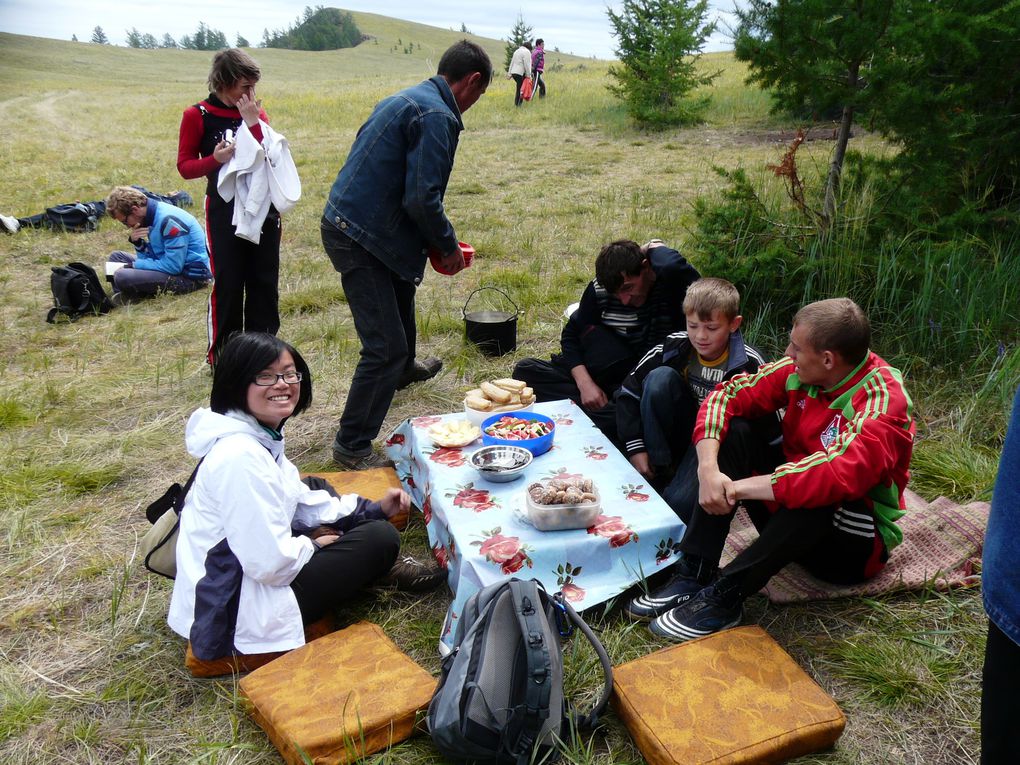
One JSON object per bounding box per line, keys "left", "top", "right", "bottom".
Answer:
{"left": 624, "top": 571, "right": 709, "bottom": 622}
{"left": 396, "top": 356, "right": 442, "bottom": 390}
{"left": 332, "top": 449, "right": 394, "bottom": 471}
{"left": 379, "top": 555, "right": 447, "bottom": 592}
{"left": 648, "top": 585, "right": 743, "bottom": 642}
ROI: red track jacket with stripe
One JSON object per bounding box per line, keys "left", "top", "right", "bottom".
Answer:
{"left": 694, "top": 352, "right": 915, "bottom": 551}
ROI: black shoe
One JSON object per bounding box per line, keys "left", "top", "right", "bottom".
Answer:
{"left": 624, "top": 554, "right": 717, "bottom": 622}
{"left": 396, "top": 356, "right": 442, "bottom": 390}
{"left": 332, "top": 449, "right": 394, "bottom": 471}
{"left": 649, "top": 584, "right": 743, "bottom": 642}
{"left": 625, "top": 571, "right": 708, "bottom": 622}
{"left": 378, "top": 555, "right": 447, "bottom": 592}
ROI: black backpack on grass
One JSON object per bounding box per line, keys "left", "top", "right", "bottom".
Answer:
{"left": 46, "top": 262, "right": 114, "bottom": 323}
{"left": 427, "top": 578, "right": 613, "bottom": 764}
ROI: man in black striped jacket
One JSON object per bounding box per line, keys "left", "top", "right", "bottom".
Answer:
{"left": 513, "top": 239, "right": 700, "bottom": 445}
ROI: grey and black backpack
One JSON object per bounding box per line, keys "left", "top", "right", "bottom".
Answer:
{"left": 427, "top": 578, "right": 613, "bottom": 764}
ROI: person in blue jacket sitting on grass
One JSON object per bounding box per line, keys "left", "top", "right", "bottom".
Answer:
{"left": 104, "top": 185, "right": 211, "bottom": 303}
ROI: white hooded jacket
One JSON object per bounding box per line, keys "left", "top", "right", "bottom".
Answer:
{"left": 217, "top": 120, "right": 301, "bottom": 244}
{"left": 168, "top": 408, "right": 369, "bottom": 657}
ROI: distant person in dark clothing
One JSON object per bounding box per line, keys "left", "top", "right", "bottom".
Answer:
{"left": 513, "top": 239, "right": 700, "bottom": 445}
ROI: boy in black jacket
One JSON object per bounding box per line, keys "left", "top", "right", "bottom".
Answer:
{"left": 616, "top": 278, "right": 772, "bottom": 520}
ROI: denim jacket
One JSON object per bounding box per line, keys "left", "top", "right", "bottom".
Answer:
{"left": 984, "top": 386, "right": 1020, "bottom": 646}
{"left": 322, "top": 76, "right": 463, "bottom": 284}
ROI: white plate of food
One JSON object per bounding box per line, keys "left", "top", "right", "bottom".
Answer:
{"left": 428, "top": 419, "right": 482, "bottom": 448}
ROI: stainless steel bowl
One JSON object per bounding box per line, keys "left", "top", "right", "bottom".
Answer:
{"left": 470, "top": 445, "right": 533, "bottom": 483}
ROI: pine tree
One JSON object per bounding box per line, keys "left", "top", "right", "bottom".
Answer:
{"left": 607, "top": 0, "right": 717, "bottom": 127}
{"left": 161, "top": 33, "right": 177, "bottom": 49}
{"left": 90, "top": 26, "right": 109, "bottom": 44}
{"left": 236, "top": 34, "right": 250, "bottom": 48}
{"left": 503, "top": 13, "right": 533, "bottom": 71}
{"left": 126, "top": 27, "right": 142, "bottom": 48}
{"left": 734, "top": 0, "right": 895, "bottom": 227}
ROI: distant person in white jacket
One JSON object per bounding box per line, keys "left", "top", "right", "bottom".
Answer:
{"left": 507, "top": 40, "right": 533, "bottom": 106}
{"left": 169, "top": 332, "right": 445, "bottom": 661}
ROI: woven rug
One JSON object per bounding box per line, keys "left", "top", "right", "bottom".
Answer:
{"left": 720, "top": 489, "right": 988, "bottom": 604}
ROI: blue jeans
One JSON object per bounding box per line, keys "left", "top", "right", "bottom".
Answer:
{"left": 322, "top": 222, "right": 416, "bottom": 456}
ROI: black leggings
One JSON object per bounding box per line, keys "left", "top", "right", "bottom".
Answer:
{"left": 982, "top": 619, "right": 1020, "bottom": 764}
{"left": 289, "top": 519, "right": 400, "bottom": 624}
{"left": 511, "top": 73, "right": 525, "bottom": 106}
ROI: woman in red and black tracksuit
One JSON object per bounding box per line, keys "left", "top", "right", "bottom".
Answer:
{"left": 177, "top": 48, "right": 281, "bottom": 364}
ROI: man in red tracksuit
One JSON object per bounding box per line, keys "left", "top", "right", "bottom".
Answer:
{"left": 626, "top": 298, "right": 915, "bottom": 641}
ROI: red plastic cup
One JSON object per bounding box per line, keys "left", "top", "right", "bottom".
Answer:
{"left": 429, "top": 241, "right": 474, "bottom": 275}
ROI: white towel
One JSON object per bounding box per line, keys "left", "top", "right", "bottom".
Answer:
{"left": 217, "top": 121, "right": 301, "bottom": 244}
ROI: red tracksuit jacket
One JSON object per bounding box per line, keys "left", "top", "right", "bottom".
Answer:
{"left": 694, "top": 352, "right": 915, "bottom": 551}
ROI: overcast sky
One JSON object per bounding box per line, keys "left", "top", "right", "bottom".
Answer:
{"left": 0, "top": 1, "right": 740, "bottom": 59}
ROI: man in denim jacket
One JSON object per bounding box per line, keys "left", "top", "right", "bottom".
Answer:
{"left": 321, "top": 40, "right": 491, "bottom": 469}
{"left": 982, "top": 385, "right": 1020, "bottom": 763}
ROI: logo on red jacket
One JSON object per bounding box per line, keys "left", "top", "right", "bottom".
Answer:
{"left": 820, "top": 414, "right": 842, "bottom": 450}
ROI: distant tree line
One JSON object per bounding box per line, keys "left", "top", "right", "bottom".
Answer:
{"left": 88, "top": 6, "right": 360, "bottom": 52}
{"left": 261, "top": 6, "right": 362, "bottom": 50}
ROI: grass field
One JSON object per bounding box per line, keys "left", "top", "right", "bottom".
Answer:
{"left": 0, "top": 11, "right": 998, "bottom": 764}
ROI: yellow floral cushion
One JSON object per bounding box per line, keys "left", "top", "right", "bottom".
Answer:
{"left": 612, "top": 625, "right": 845, "bottom": 765}
{"left": 239, "top": 621, "right": 435, "bottom": 765}
{"left": 304, "top": 468, "right": 408, "bottom": 530}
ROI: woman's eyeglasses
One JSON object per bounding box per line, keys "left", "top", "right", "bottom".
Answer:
{"left": 253, "top": 371, "right": 303, "bottom": 386}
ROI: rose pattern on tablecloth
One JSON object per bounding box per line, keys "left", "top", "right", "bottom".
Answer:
{"left": 422, "top": 492, "right": 433, "bottom": 525}
{"left": 584, "top": 446, "right": 608, "bottom": 460}
{"left": 621, "top": 483, "right": 651, "bottom": 502}
{"left": 432, "top": 541, "right": 450, "bottom": 570}
{"left": 412, "top": 415, "right": 443, "bottom": 428}
{"left": 447, "top": 483, "right": 500, "bottom": 512}
{"left": 473, "top": 527, "right": 534, "bottom": 574}
{"left": 543, "top": 467, "right": 586, "bottom": 481}
{"left": 552, "top": 414, "right": 574, "bottom": 425}
{"left": 430, "top": 446, "right": 469, "bottom": 468}
{"left": 555, "top": 562, "right": 586, "bottom": 602}
{"left": 587, "top": 515, "right": 639, "bottom": 548}
{"left": 655, "top": 537, "right": 683, "bottom": 564}
{"left": 385, "top": 432, "right": 405, "bottom": 447}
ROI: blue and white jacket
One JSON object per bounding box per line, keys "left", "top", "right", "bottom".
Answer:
{"left": 168, "top": 408, "right": 382, "bottom": 659}
{"left": 132, "top": 199, "right": 211, "bottom": 281}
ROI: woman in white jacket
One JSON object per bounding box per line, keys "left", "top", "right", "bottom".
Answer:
{"left": 169, "top": 332, "right": 431, "bottom": 661}
{"left": 507, "top": 41, "right": 533, "bottom": 106}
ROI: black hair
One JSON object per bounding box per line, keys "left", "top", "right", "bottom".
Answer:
{"left": 536, "top": 38, "right": 544, "bottom": 46}
{"left": 595, "top": 240, "right": 645, "bottom": 294}
{"left": 437, "top": 39, "right": 493, "bottom": 85}
{"left": 210, "top": 332, "right": 312, "bottom": 422}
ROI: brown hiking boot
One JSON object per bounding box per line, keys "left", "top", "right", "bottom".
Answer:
{"left": 379, "top": 555, "right": 447, "bottom": 592}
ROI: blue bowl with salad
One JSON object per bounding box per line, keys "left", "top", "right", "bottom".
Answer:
{"left": 480, "top": 411, "right": 555, "bottom": 456}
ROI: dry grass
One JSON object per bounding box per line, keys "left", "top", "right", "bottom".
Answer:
{"left": 0, "top": 16, "right": 989, "bottom": 765}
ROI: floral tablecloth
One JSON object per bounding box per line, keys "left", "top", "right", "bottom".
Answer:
{"left": 383, "top": 399, "right": 686, "bottom": 654}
